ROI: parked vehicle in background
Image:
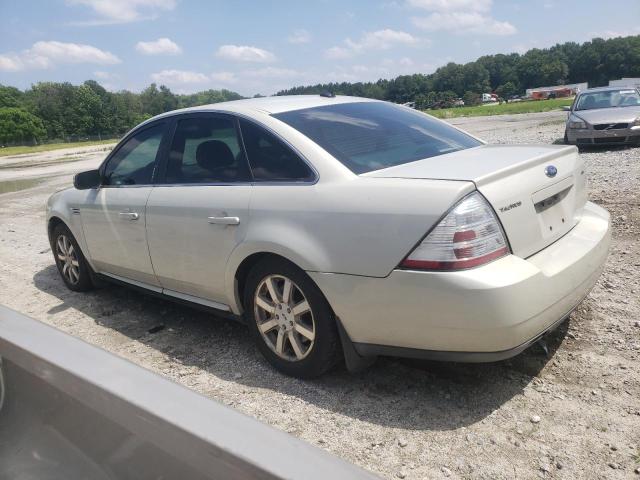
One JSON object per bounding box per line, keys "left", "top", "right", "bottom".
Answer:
{"left": 564, "top": 86, "right": 640, "bottom": 146}
{"left": 526, "top": 83, "right": 588, "bottom": 100}
{"left": 482, "top": 93, "right": 498, "bottom": 103}
{"left": 46, "top": 95, "right": 610, "bottom": 378}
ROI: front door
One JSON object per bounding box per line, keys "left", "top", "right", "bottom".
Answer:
{"left": 81, "top": 122, "right": 167, "bottom": 287}
{"left": 145, "top": 114, "right": 252, "bottom": 305}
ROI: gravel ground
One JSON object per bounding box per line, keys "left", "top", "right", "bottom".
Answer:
{"left": 0, "top": 111, "right": 638, "bottom": 479}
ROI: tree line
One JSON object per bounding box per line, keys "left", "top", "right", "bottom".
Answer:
{"left": 278, "top": 35, "right": 640, "bottom": 108}
{"left": 1, "top": 35, "right": 639, "bottom": 145}
{"left": 0, "top": 82, "right": 242, "bottom": 145}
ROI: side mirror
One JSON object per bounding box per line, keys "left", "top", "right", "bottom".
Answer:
{"left": 74, "top": 169, "right": 102, "bottom": 190}
{"left": 562, "top": 106, "right": 571, "bottom": 112}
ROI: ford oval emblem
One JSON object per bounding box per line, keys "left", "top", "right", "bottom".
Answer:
{"left": 545, "top": 165, "right": 557, "bottom": 178}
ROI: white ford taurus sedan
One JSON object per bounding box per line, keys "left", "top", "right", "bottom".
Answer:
{"left": 47, "top": 95, "right": 611, "bottom": 378}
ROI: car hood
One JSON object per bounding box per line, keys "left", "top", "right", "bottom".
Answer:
{"left": 572, "top": 106, "right": 640, "bottom": 124}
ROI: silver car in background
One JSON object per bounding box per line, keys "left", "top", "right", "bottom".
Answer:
{"left": 565, "top": 86, "right": 640, "bottom": 146}
{"left": 46, "top": 95, "right": 611, "bottom": 378}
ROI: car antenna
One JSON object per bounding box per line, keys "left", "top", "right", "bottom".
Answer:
{"left": 320, "top": 91, "right": 335, "bottom": 98}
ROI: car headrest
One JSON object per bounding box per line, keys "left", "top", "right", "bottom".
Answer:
{"left": 583, "top": 96, "right": 596, "bottom": 108}
{"left": 196, "top": 140, "right": 235, "bottom": 171}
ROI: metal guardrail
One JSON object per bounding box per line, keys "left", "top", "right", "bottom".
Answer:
{"left": 0, "top": 305, "right": 378, "bottom": 479}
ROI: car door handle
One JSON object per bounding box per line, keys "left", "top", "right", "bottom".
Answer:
{"left": 208, "top": 216, "right": 240, "bottom": 226}
{"left": 119, "top": 211, "right": 140, "bottom": 221}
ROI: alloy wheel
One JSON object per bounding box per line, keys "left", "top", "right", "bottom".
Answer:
{"left": 254, "top": 274, "right": 315, "bottom": 361}
{"left": 56, "top": 234, "right": 80, "bottom": 285}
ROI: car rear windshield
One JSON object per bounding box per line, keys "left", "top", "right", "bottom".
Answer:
{"left": 273, "top": 102, "right": 482, "bottom": 174}
{"left": 575, "top": 89, "right": 640, "bottom": 110}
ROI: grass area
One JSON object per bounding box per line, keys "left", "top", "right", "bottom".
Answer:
{"left": 426, "top": 98, "right": 573, "bottom": 119}
{"left": 0, "top": 138, "right": 117, "bottom": 157}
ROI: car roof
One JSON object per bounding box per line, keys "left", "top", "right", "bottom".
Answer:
{"left": 148, "top": 95, "right": 380, "bottom": 122}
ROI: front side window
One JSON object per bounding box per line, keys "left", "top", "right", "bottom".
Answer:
{"left": 273, "top": 102, "right": 482, "bottom": 174}
{"left": 239, "top": 119, "right": 315, "bottom": 182}
{"left": 103, "top": 123, "right": 165, "bottom": 185}
{"left": 164, "top": 116, "right": 249, "bottom": 184}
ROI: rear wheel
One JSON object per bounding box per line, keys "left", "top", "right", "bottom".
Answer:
{"left": 244, "top": 258, "right": 341, "bottom": 378}
{"left": 52, "top": 223, "right": 94, "bottom": 292}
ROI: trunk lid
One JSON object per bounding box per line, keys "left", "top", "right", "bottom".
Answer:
{"left": 364, "top": 144, "right": 588, "bottom": 258}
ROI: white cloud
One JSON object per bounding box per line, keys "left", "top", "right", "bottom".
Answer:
{"left": 243, "top": 67, "right": 299, "bottom": 78}
{"left": 0, "top": 56, "right": 23, "bottom": 72}
{"left": 136, "top": 37, "right": 182, "bottom": 55}
{"left": 67, "top": 0, "right": 176, "bottom": 24}
{"left": 148, "top": 67, "right": 301, "bottom": 91}
{"left": 408, "top": 0, "right": 516, "bottom": 35}
{"left": 407, "top": 0, "right": 492, "bottom": 12}
{"left": 589, "top": 27, "right": 640, "bottom": 40}
{"left": 210, "top": 71, "right": 236, "bottom": 83}
{"left": 151, "top": 69, "right": 209, "bottom": 85}
{"left": 93, "top": 70, "right": 119, "bottom": 80}
{"left": 412, "top": 12, "right": 516, "bottom": 35}
{"left": 324, "top": 46, "right": 353, "bottom": 60}
{"left": 216, "top": 45, "right": 275, "bottom": 63}
{"left": 0, "top": 41, "right": 120, "bottom": 72}
{"left": 287, "top": 29, "right": 311, "bottom": 44}
{"left": 325, "top": 29, "right": 421, "bottom": 59}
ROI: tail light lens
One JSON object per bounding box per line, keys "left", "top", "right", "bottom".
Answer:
{"left": 400, "top": 192, "right": 509, "bottom": 271}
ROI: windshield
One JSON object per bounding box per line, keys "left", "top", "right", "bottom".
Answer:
{"left": 273, "top": 102, "right": 482, "bottom": 174}
{"left": 575, "top": 89, "right": 640, "bottom": 111}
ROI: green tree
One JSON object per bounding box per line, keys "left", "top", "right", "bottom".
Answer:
{"left": 0, "top": 85, "right": 23, "bottom": 108}
{"left": 496, "top": 82, "right": 517, "bottom": 100}
{"left": 462, "top": 91, "right": 482, "bottom": 106}
{"left": 0, "top": 108, "right": 47, "bottom": 145}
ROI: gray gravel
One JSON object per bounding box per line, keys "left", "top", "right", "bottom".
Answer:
{"left": 1, "top": 111, "right": 639, "bottom": 479}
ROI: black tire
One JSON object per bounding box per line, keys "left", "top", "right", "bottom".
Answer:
{"left": 51, "top": 223, "right": 94, "bottom": 292}
{"left": 563, "top": 130, "right": 570, "bottom": 145}
{"left": 244, "top": 258, "right": 341, "bottom": 378}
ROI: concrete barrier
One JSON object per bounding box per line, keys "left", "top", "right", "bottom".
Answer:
{"left": 0, "top": 305, "right": 378, "bottom": 479}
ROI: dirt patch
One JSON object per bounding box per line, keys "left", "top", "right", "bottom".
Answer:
{"left": 0, "top": 112, "right": 638, "bottom": 479}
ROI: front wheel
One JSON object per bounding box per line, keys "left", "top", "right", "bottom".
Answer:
{"left": 244, "top": 258, "right": 341, "bottom": 378}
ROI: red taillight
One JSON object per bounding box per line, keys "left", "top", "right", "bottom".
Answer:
{"left": 400, "top": 192, "right": 509, "bottom": 271}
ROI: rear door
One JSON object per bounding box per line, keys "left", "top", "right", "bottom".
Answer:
{"left": 145, "top": 113, "right": 252, "bottom": 307}
{"left": 81, "top": 121, "right": 168, "bottom": 287}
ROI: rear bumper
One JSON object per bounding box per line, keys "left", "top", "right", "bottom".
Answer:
{"left": 309, "top": 201, "right": 610, "bottom": 361}
{"left": 566, "top": 125, "right": 640, "bottom": 145}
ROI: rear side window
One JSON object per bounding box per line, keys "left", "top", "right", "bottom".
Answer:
{"left": 239, "top": 119, "right": 315, "bottom": 182}
{"left": 103, "top": 123, "right": 165, "bottom": 186}
{"left": 273, "top": 102, "right": 481, "bottom": 174}
{"left": 164, "top": 116, "right": 250, "bottom": 184}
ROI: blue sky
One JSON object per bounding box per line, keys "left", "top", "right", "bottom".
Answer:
{"left": 1, "top": 0, "right": 639, "bottom": 96}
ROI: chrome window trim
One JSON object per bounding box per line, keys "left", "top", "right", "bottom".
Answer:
{"left": 99, "top": 109, "right": 320, "bottom": 188}
{"left": 99, "top": 119, "right": 170, "bottom": 188}
{"left": 147, "top": 109, "right": 320, "bottom": 183}
{"left": 157, "top": 112, "right": 254, "bottom": 186}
